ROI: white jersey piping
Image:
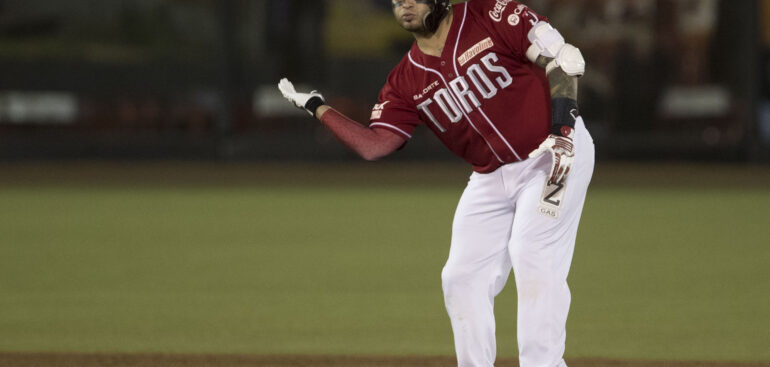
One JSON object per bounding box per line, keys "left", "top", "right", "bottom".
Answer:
{"left": 407, "top": 4, "right": 504, "bottom": 164}
{"left": 478, "top": 108, "right": 523, "bottom": 160}
{"left": 369, "top": 122, "right": 412, "bottom": 139}
{"left": 408, "top": 52, "right": 504, "bottom": 164}
{"left": 452, "top": 2, "right": 522, "bottom": 161}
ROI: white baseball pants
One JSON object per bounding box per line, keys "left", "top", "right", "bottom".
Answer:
{"left": 442, "top": 118, "right": 594, "bottom": 367}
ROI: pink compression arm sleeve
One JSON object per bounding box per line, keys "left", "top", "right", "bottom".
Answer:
{"left": 319, "top": 108, "right": 406, "bottom": 161}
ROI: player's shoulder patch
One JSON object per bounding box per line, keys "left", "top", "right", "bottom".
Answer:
{"left": 477, "top": 0, "right": 539, "bottom": 26}
{"left": 370, "top": 101, "right": 390, "bottom": 120}
{"left": 486, "top": 0, "right": 516, "bottom": 22}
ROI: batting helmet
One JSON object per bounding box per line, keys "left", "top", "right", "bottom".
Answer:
{"left": 423, "top": 0, "right": 452, "bottom": 33}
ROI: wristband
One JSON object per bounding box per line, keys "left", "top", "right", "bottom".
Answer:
{"left": 551, "top": 97, "right": 579, "bottom": 136}
{"left": 305, "top": 96, "right": 326, "bottom": 117}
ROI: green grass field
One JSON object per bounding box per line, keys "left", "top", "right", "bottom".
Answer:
{"left": 0, "top": 161, "right": 768, "bottom": 363}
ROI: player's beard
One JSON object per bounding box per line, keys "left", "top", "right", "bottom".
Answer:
{"left": 399, "top": 14, "right": 429, "bottom": 34}
{"left": 401, "top": 22, "right": 427, "bottom": 33}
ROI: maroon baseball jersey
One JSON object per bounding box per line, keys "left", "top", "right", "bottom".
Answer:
{"left": 369, "top": 0, "right": 552, "bottom": 173}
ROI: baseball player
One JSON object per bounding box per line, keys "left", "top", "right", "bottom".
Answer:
{"left": 278, "top": 0, "right": 594, "bottom": 366}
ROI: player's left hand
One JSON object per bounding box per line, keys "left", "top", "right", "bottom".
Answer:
{"left": 529, "top": 129, "right": 575, "bottom": 185}
{"left": 278, "top": 78, "right": 326, "bottom": 116}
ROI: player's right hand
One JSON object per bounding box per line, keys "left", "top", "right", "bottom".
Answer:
{"left": 278, "top": 78, "right": 326, "bottom": 117}
{"left": 529, "top": 130, "right": 575, "bottom": 185}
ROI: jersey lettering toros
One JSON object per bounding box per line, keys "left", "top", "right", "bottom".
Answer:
{"left": 369, "top": 0, "right": 551, "bottom": 173}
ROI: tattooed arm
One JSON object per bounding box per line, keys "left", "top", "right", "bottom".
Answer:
{"left": 535, "top": 55, "right": 580, "bottom": 137}
{"left": 526, "top": 53, "right": 582, "bottom": 184}
{"left": 524, "top": 22, "right": 586, "bottom": 183}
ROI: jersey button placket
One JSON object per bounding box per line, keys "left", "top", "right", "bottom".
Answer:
{"left": 441, "top": 60, "right": 454, "bottom": 79}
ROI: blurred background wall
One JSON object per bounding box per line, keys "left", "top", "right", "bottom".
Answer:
{"left": 0, "top": 0, "right": 768, "bottom": 163}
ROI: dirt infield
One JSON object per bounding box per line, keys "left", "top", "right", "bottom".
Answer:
{"left": 1, "top": 353, "right": 768, "bottom": 367}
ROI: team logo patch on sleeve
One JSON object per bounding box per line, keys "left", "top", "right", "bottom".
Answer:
{"left": 490, "top": 2, "right": 538, "bottom": 26}
{"left": 370, "top": 101, "right": 390, "bottom": 120}
{"left": 508, "top": 14, "right": 520, "bottom": 26}
{"left": 489, "top": 0, "right": 514, "bottom": 22}
{"left": 458, "top": 37, "right": 494, "bottom": 66}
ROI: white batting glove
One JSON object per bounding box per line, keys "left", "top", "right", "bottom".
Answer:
{"left": 529, "top": 128, "right": 575, "bottom": 185}
{"left": 278, "top": 78, "right": 326, "bottom": 116}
